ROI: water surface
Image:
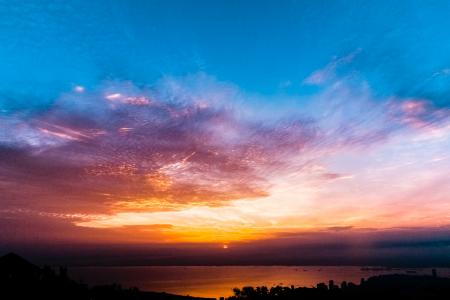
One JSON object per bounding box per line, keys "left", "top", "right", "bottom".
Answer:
{"left": 70, "top": 266, "right": 450, "bottom": 298}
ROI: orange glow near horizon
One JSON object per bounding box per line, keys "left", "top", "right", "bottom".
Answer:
{"left": 2, "top": 72, "right": 450, "bottom": 245}
{"left": 73, "top": 124, "right": 450, "bottom": 244}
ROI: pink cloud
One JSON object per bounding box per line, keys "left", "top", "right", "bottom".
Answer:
{"left": 1, "top": 74, "right": 449, "bottom": 243}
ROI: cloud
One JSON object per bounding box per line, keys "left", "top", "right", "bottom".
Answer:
{"left": 303, "top": 49, "right": 362, "bottom": 86}
{"left": 386, "top": 98, "right": 450, "bottom": 135}
{"left": 325, "top": 226, "right": 354, "bottom": 232}
{"left": 0, "top": 75, "right": 318, "bottom": 217}
{"left": 1, "top": 71, "right": 450, "bottom": 243}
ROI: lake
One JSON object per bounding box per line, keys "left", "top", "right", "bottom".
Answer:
{"left": 69, "top": 266, "right": 450, "bottom": 298}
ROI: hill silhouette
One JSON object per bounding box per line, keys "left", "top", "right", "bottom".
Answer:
{"left": 0, "top": 252, "right": 214, "bottom": 300}
{"left": 0, "top": 252, "right": 40, "bottom": 276}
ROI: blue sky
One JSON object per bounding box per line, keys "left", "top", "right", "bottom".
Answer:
{"left": 2, "top": 0, "right": 450, "bottom": 111}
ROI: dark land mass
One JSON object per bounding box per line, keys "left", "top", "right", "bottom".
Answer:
{"left": 1, "top": 253, "right": 450, "bottom": 300}
{"left": 0, "top": 253, "right": 214, "bottom": 300}
{"left": 230, "top": 274, "right": 450, "bottom": 300}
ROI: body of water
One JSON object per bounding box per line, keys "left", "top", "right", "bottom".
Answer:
{"left": 69, "top": 266, "right": 450, "bottom": 298}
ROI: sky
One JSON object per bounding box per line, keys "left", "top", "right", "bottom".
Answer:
{"left": 1, "top": 0, "right": 450, "bottom": 264}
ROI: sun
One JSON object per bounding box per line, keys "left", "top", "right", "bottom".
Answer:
{"left": 223, "top": 244, "right": 229, "bottom": 249}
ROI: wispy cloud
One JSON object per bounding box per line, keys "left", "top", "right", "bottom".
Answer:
{"left": 303, "top": 49, "right": 362, "bottom": 86}
{"left": 1, "top": 69, "right": 449, "bottom": 243}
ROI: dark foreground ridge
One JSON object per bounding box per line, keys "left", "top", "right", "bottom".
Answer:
{"left": 229, "top": 274, "right": 450, "bottom": 300}
{"left": 0, "top": 253, "right": 214, "bottom": 300}
{"left": 1, "top": 253, "right": 450, "bottom": 300}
